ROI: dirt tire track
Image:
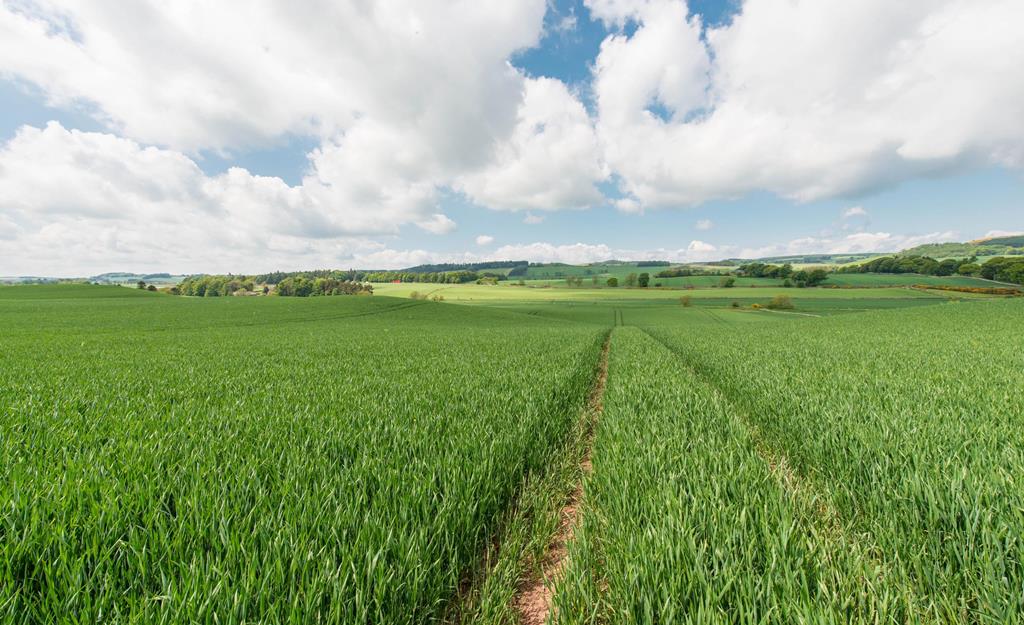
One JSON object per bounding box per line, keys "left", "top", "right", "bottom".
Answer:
{"left": 514, "top": 331, "right": 611, "bottom": 625}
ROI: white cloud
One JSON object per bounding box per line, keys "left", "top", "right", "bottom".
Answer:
{"left": 982, "top": 230, "right": 1023, "bottom": 239}
{"left": 0, "top": 0, "right": 616, "bottom": 276}
{"left": 0, "top": 122, "right": 429, "bottom": 275}
{"left": 475, "top": 234, "right": 495, "bottom": 246}
{"left": 415, "top": 213, "right": 457, "bottom": 235}
{"left": 456, "top": 77, "right": 605, "bottom": 211}
{"left": 0, "top": 1, "right": 546, "bottom": 153}
{"left": 490, "top": 240, "right": 722, "bottom": 264}
{"left": 592, "top": 0, "right": 1024, "bottom": 209}
{"left": 523, "top": 212, "right": 545, "bottom": 224}
{"left": 695, "top": 218, "right": 713, "bottom": 231}
{"left": 740, "top": 231, "right": 958, "bottom": 259}
{"left": 687, "top": 240, "right": 716, "bottom": 254}
{"left": 585, "top": 0, "right": 655, "bottom": 27}
{"left": 842, "top": 206, "right": 868, "bottom": 219}
{"left": 614, "top": 198, "right": 643, "bottom": 214}
{"left": 554, "top": 13, "right": 578, "bottom": 34}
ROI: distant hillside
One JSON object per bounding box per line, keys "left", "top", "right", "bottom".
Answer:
{"left": 90, "top": 272, "right": 188, "bottom": 285}
{"left": 901, "top": 235, "right": 1024, "bottom": 258}
{"left": 402, "top": 260, "right": 529, "bottom": 274}
{"left": 715, "top": 253, "right": 878, "bottom": 267}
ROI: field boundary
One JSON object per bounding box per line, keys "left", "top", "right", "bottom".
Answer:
{"left": 513, "top": 330, "right": 610, "bottom": 625}
{"left": 446, "top": 330, "right": 611, "bottom": 625}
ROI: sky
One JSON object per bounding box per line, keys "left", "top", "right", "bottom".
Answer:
{"left": 0, "top": 0, "right": 1022, "bottom": 276}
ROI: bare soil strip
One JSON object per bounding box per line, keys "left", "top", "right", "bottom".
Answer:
{"left": 514, "top": 332, "right": 611, "bottom": 625}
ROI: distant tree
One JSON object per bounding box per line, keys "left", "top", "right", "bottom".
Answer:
{"left": 638, "top": 272, "right": 650, "bottom": 288}
{"left": 137, "top": 280, "right": 146, "bottom": 289}
{"left": 262, "top": 285, "right": 270, "bottom": 295}
{"left": 767, "top": 295, "right": 794, "bottom": 310}
{"left": 719, "top": 276, "right": 736, "bottom": 288}
{"left": 679, "top": 295, "right": 692, "bottom": 307}
{"left": 625, "top": 273, "right": 638, "bottom": 287}
{"left": 957, "top": 263, "right": 980, "bottom": 276}
{"left": 806, "top": 269, "right": 829, "bottom": 286}
{"left": 146, "top": 285, "right": 157, "bottom": 292}
{"left": 606, "top": 277, "right": 618, "bottom": 287}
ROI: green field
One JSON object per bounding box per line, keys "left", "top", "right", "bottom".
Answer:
{"left": 2, "top": 284, "right": 1021, "bottom": 623}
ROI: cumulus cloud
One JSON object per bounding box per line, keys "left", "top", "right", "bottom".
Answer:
{"left": 456, "top": 77, "right": 605, "bottom": 211}
{"left": 591, "top": 0, "right": 1024, "bottom": 209}
{"left": 741, "top": 231, "right": 957, "bottom": 259}
{"left": 695, "top": 219, "right": 713, "bottom": 231}
{"left": 842, "top": 207, "right": 868, "bottom": 219}
{"left": 415, "top": 214, "right": 457, "bottom": 235}
{"left": 3, "top": 0, "right": 1021, "bottom": 275}
{"left": 0, "top": 0, "right": 607, "bottom": 241}
{"left": 0, "top": 1, "right": 545, "bottom": 152}
{"left": 982, "top": 230, "right": 1024, "bottom": 239}
{"left": 490, "top": 240, "right": 722, "bottom": 264}
{"left": 0, "top": 123, "right": 423, "bottom": 275}
{"left": 475, "top": 234, "right": 495, "bottom": 246}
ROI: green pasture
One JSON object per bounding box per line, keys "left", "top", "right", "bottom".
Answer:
{"left": 2, "top": 283, "right": 1021, "bottom": 623}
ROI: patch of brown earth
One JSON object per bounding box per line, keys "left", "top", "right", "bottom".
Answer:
{"left": 514, "top": 332, "right": 610, "bottom": 625}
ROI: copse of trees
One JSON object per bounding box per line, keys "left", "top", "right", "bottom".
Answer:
{"left": 739, "top": 262, "right": 795, "bottom": 279}
{"left": 176, "top": 274, "right": 371, "bottom": 297}
{"left": 655, "top": 267, "right": 693, "bottom": 278}
{"left": 837, "top": 254, "right": 1024, "bottom": 285}
{"left": 178, "top": 275, "right": 255, "bottom": 297}
{"left": 791, "top": 268, "right": 829, "bottom": 287}
{"left": 361, "top": 270, "right": 483, "bottom": 284}
{"left": 979, "top": 257, "right": 1024, "bottom": 284}
{"left": 275, "top": 277, "right": 372, "bottom": 297}
{"left": 839, "top": 255, "right": 964, "bottom": 276}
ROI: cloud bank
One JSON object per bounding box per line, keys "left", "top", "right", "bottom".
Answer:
{"left": 1, "top": 0, "right": 1022, "bottom": 273}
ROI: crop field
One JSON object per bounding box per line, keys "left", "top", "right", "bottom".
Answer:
{"left": 824, "top": 273, "right": 1006, "bottom": 288}
{"left": 0, "top": 285, "right": 603, "bottom": 623}
{"left": 2, "top": 284, "right": 1021, "bottom": 624}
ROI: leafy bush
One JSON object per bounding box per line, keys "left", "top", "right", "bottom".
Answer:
{"left": 766, "top": 295, "right": 795, "bottom": 310}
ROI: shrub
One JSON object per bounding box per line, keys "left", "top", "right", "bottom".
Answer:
{"left": 719, "top": 277, "right": 736, "bottom": 288}
{"left": 680, "top": 296, "right": 692, "bottom": 307}
{"left": 767, "top": 295, "right": 795, "bottom": 310}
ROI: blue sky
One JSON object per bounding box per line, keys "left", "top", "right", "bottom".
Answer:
{"left": 0, "top": 0, "right": 1022, "bottom": 275}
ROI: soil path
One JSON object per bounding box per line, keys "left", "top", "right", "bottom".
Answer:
{"left": 514, "top": 332, "right": 611, "bottom": 625}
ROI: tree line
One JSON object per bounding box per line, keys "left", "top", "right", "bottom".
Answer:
{"left": 737, "top": 263, "right": 829, "bottom": 287}
{"left": 175, "top": 274, "right": 371, "bottom": 297}
{"left": 837, "top": 255, "right": 1024, "bottom": 284}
